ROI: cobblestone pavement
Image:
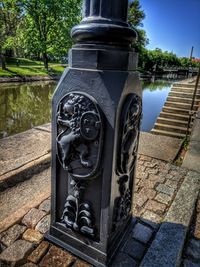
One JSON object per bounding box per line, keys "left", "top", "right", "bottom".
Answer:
{"left": 181, "top": 195, "right": 200, "bottom": 267}
{"left": 0, "top": 155, "right": 191, "bottom": 266}
{"left": 134, "top": 155, "right": 188, "bottom": 223}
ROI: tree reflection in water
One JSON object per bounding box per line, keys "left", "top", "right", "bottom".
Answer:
{"left": 0, "top": 79, "right": 173, "bottom": 139}
{"left": 0, "top": 81, "right": 57, "bottom": 139}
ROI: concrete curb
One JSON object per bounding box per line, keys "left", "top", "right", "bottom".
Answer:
{"left": 140, "top": 170, "right": 200, "bottom": 267}
{"left": 0, "top": 154, "right": 50, "bottom": 192}
{"left": 182, "top": 105, "right": 200, "bottom": 172}
{"left": 0, "top": 126, "right": 51, "bottom": 191}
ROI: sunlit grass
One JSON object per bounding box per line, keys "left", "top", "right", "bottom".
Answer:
{"left": 0, "top": 59, "right": 66, "bottom": 77}
{"left": 6, "top": 57, "right": 43, "bottom": 66}
{"left": 0, "top": 69, "right": 14, "bottom": 77}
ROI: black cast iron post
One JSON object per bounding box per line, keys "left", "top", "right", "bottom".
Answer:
{"left": 47, "top": 0, "right": 142, "bottom": 266}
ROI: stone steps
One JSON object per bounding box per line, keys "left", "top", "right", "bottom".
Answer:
{"left": 174, "top": 83, "right": 200, "bottom": 89}
{"left": 150, "top": 129, "right": 186, "bottom": 139}
{"left": 154, "top": 123, "right": 190, "bottom": 135}
{"left": 169, "top": 91, "right": 200, "bottom": 99}
{"left": 162, "top": 106, "right": 190, "bottom": 115}
{"left": 167, "top": 96, "right": 199, "bottom": 105}
{"left": 156, "top": 117, "right": 189, "bottom": 128}
{"left": 159, "top": 111, "right": 190, "bottom": 121}
{"left": 0, "top": 167, "right": 51, "bottom": 233}
{"left": 151, "top": 79, "right": 200, "bottom": 138}
{"left": 164, "top": 101, "right": 198, "bottom": 110}
{"left": 171, "top": 87, "right": 200, "bottom": 94}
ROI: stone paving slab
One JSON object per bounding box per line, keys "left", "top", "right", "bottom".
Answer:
{"left": 0, "top": 128, "right": 51, "bottom": 192}
{"left": 0, "top": 168, "right": 50, "bottom": 233}
{"left": 138, "top": 132, "right": 182, "bottom": 162}
{"left": 182, "top": 141, "right": 200, "bottom": 170}
{"left": 190, "top": 111, "right": 200, "bottom": 142}
{"left": 194, "top": 198, "right": 200, "bottom": 239}
{"left": 182, "top": 112, "right": 200, "bottom": 172}
{"left": 181, "top": 194, "right": 200, "bottom": 266}
{"left": 0, "top": 128, "right": 51, "bottom": 191}
{"left": 140, "top": 170, "right": 200, "bottom": 267}
{"left": 165, "top": 171, "right": 200, "bottom": 226}
{"left": 0, "top": 129, "right": 50, "bottom": 177}
{"left": 112, "top": 218, "right": 159, "bottom": 267}
{"left": 140, "top": 222, "right": 187, "bottom": 267}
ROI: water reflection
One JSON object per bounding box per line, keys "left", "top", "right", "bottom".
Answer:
{"left": 0, "top": 79, "right": 173, "bottom": 139}
{"left": 141, "top": 80, "right": 172, "bottom": 132}
{"left": 0, "top": 81, "right": 56, "bottom": 138}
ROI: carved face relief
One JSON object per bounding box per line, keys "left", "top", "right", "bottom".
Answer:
{"left": 56, "top": 93, "right": 103, "bottom": 180}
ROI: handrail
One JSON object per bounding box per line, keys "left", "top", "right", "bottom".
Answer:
{"left": 186, "top": 64, "right": 200, "bottom": 137}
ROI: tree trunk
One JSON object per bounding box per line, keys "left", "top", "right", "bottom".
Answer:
{"left": 43, "top": 52, "right": 48, "bottom": 70}
{"left": 37, "top": 52, "right": 40, "bottom": 61}
{"left": 1, "top": 53, "right": 6, "bottom": 70}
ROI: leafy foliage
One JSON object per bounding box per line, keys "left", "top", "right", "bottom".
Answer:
{"left": 0, "top": 0, "right": 81, "bottom": 69}
{"left": 0, "top": 0, "right": 22, "bottom": 69}
{"left": 139, "top": 48, "right": 199, "bottom": 71}
{"left": 128, "top": 0, "right": 149, "bottom": 52}
{"left": 18, "top": 0, "right": 82, "bottom": 68}
{"left": 1, "top": 0, "right": 199, "bottom": 72}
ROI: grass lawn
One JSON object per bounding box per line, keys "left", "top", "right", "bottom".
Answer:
{"left": 0, "top": 57, "right": 67, "bottom": 78}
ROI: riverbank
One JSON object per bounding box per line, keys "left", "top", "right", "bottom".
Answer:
{"left": 0, "top": 75, "right": 60, "bottom": 83}
{"left": 0, "top": 58, "right": 66, "bottom": 83}
{"left": 0, "top": 75, "right": 59, "bottom": 83}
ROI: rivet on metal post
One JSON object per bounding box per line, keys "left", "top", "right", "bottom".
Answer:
{"left": 46, "top": 1, "right": 142, "bottom": 266}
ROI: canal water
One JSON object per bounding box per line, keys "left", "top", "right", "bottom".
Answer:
{"left": 0, "top": 80, "right": 172, "bottom": 139}
{"left": 141, "top": 80, "right": 172, "bottom": 132}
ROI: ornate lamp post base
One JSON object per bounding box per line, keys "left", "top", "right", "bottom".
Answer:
{"left": 46, "top": 1, "right": 142, "bottom": 266}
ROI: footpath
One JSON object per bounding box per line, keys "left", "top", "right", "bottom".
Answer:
{"left": 0, "top": 126, "right": 199, "bottom": 266}
{"left": 0, "top": 80, "right": 200, "bottom": 266}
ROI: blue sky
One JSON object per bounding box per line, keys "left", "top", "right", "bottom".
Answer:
{"left": 139, "top": 0, "right": 200, "bottom": 58}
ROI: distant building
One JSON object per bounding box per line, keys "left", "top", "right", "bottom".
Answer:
{"left": 192, "top": 58, "right": 200, "bottom": 63}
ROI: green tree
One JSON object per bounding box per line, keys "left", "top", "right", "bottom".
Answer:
{"left": 0, "top": 0, "right": 21, "bottom": 69}
{"left": 19, "top": 0, "right": 81, "bottom": 69}
{"left": 128, "top": 0, "right": 149, "bottom": 67}
{"left": 128, "top": 0, "right": 145, "bottom": 28}
{"left": 128, "top": 0, "right": 149, "bottom": 49}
